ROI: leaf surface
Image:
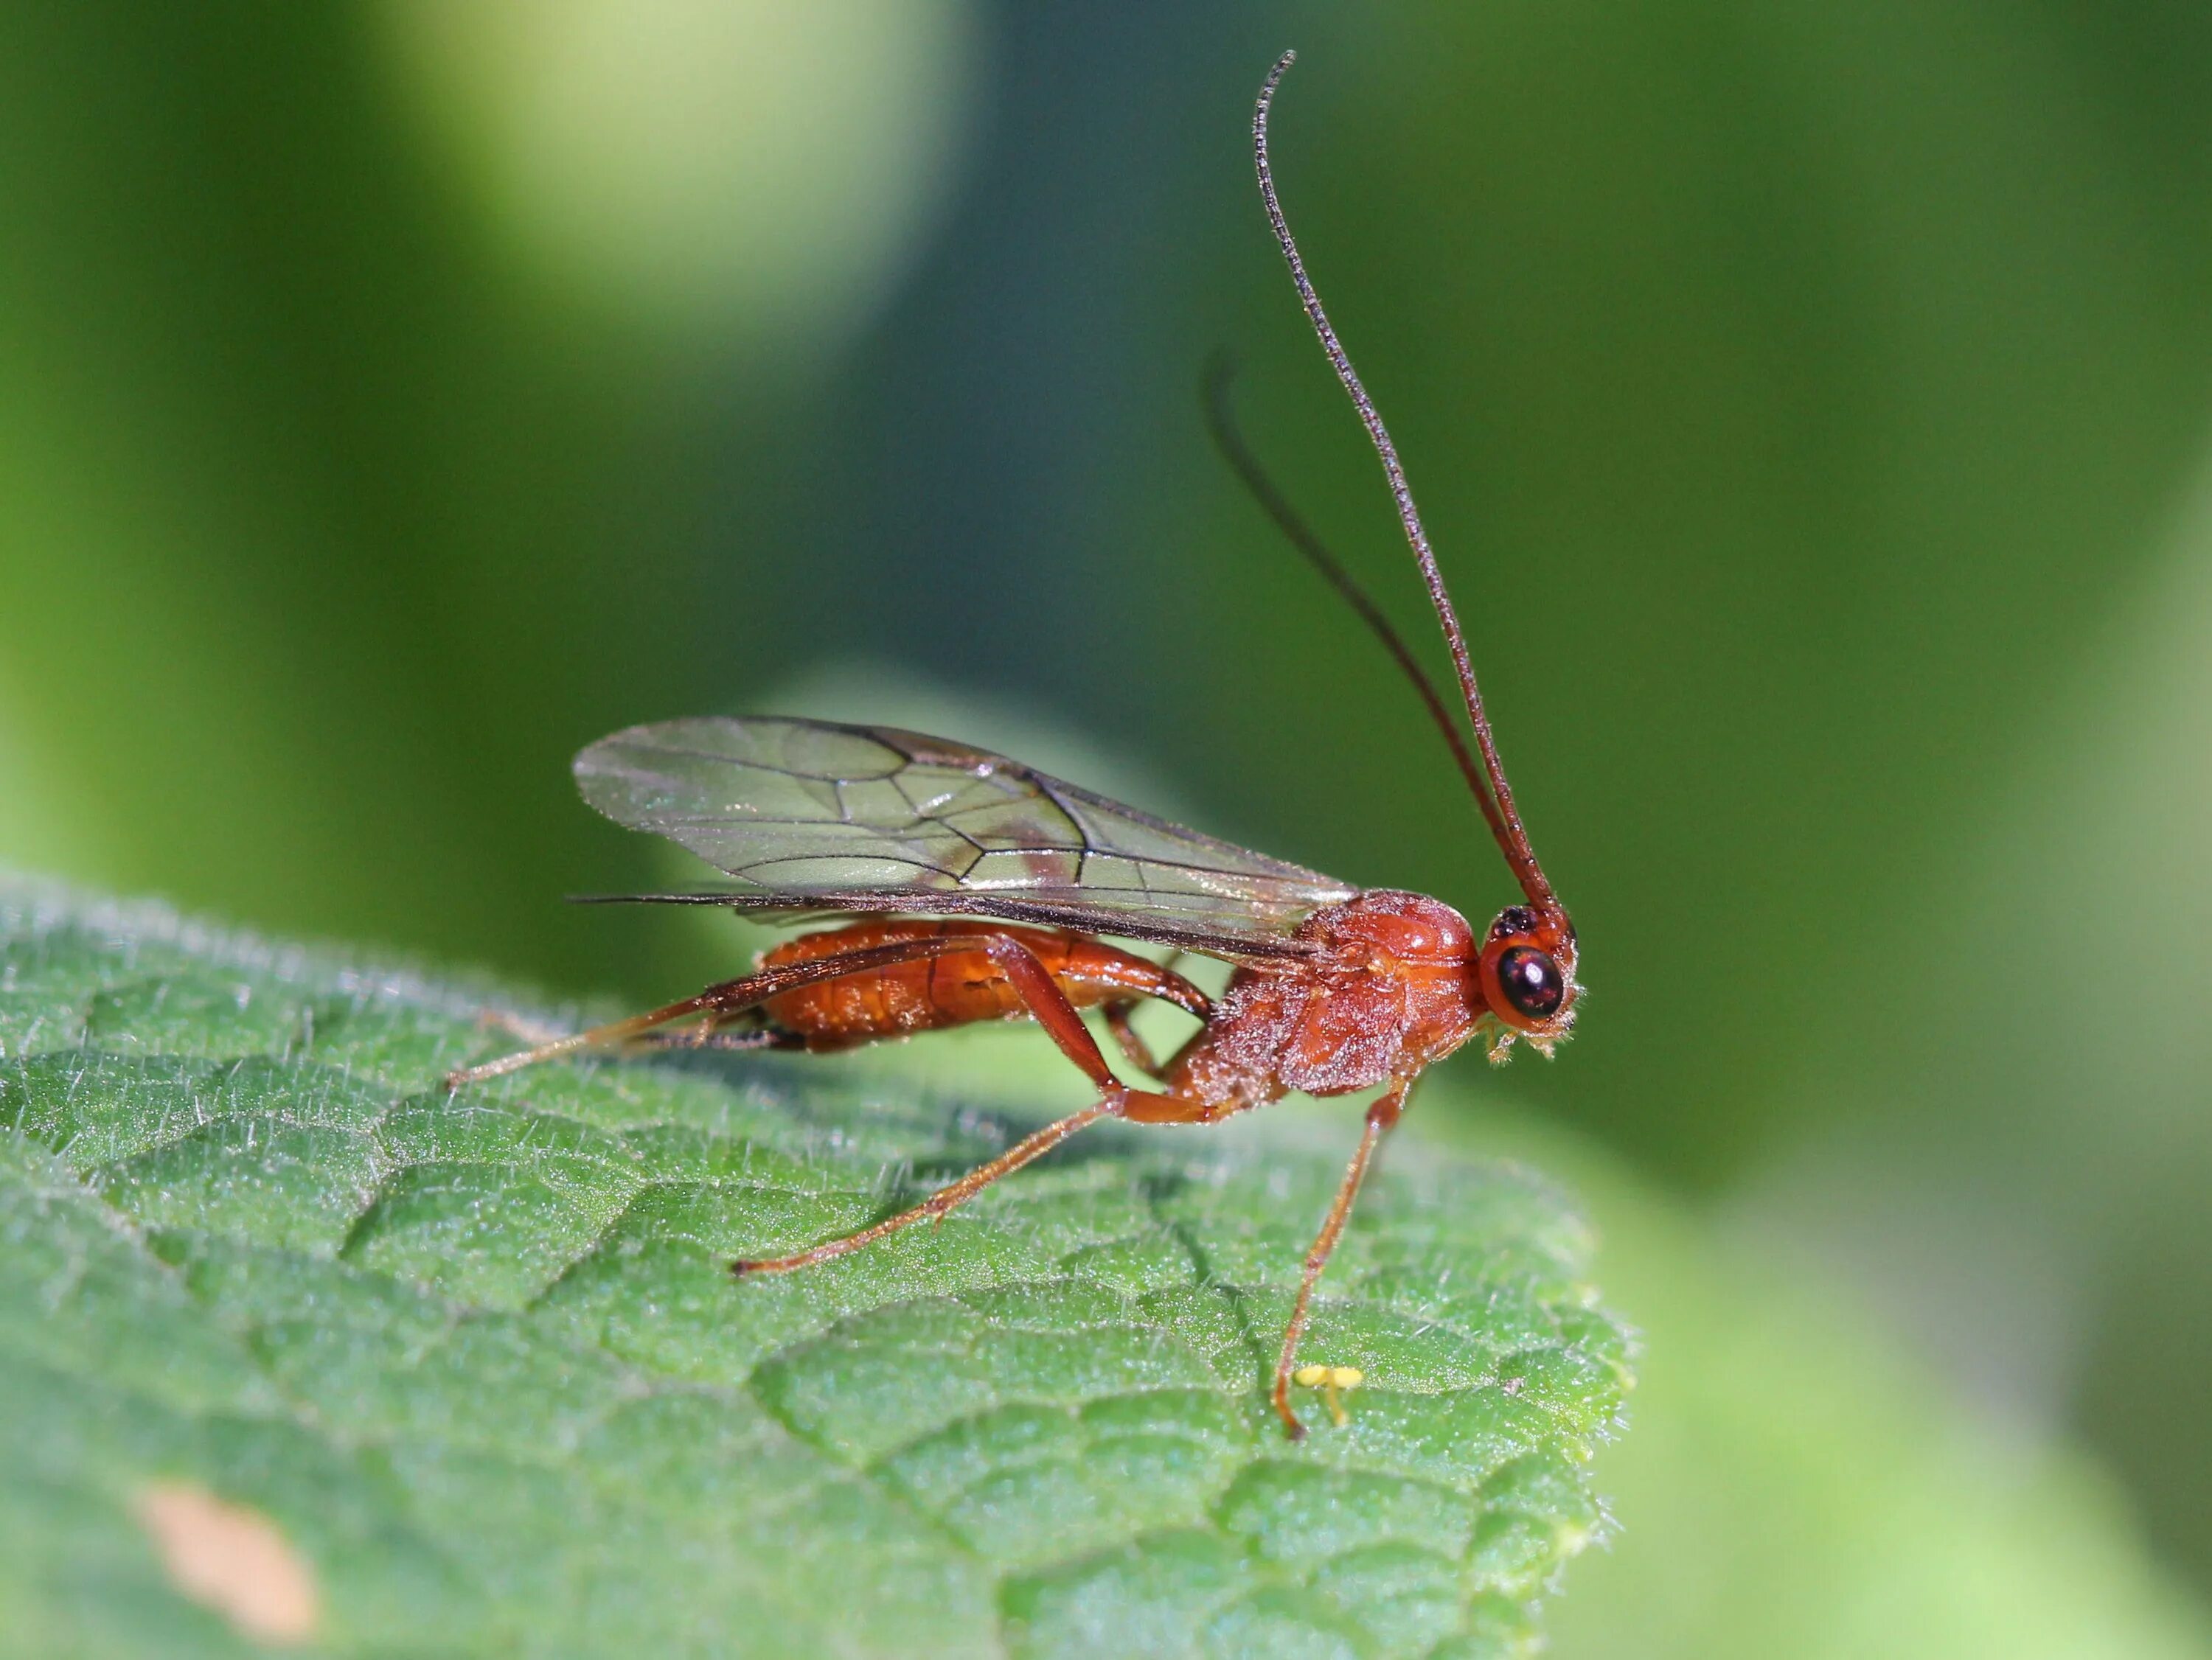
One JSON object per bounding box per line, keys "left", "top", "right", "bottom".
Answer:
{"left": 0, "top": 880, "right": 1631, "bottom": 1658}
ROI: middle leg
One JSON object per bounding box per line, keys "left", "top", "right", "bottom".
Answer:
{"left": 1100, "top": 949, "right": 1189, "bottom": 1078}
{"left": 733, "top": 932, "right": 1222, "bottom": 1274}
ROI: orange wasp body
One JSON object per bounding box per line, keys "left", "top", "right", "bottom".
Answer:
{"left": 453, "top": 52, "right": 1583, "bottom": 1438}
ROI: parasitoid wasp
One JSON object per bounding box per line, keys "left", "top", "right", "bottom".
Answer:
{"left": 450, "top": 50, "right": 1582, "bottom": 1439}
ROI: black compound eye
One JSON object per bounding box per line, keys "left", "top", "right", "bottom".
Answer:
{"left": 1495, "top": 946, "right": 1565, "bottom": 1021}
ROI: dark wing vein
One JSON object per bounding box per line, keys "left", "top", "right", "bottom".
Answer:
{"left": 571, "top": 716, "right": 1357, "bottom": 958}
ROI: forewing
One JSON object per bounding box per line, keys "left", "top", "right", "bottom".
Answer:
{"left": 572, "top": 716, "right": 1357, "bottom": 953}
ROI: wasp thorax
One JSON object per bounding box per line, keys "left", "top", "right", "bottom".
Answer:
{"left": 1305, "top": 890, "right": 1476, "bottom": 966}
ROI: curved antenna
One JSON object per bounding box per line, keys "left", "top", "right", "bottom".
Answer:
{"left": 1203, "top": 352, "right": 1495, "bottom": 824}
{"left": 1252, "top": 49, "right": 1556, "bottom": 913}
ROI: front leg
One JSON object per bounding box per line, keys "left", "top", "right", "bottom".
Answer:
{"left": 1271, "top": 1078, "right": 1411, "bottom": 1439}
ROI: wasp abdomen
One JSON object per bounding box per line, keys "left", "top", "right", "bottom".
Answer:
{"left": 758, "top": 918, "right": 1202, "bottom": 1050}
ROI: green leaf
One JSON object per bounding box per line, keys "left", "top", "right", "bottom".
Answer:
{"left": 0, "top": 879, "right": 1632, "bottom": 1659}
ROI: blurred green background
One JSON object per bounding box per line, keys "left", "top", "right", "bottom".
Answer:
{"left": 4, "top": 2, "right": 2211, "bottom": 1652}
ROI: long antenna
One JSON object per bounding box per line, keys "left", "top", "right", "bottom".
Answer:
{"left": 1252, "top": 49, "right": 1555, "bottom": 912}
{"left": 1204, "top": 353, "right": 1496, "bottom": 823}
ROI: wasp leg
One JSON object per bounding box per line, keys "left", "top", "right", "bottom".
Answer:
{"left": 1099, "top": 949, "right": 1187, "bottom": 1078}
{"left": 447, "top": 931, "right": 1202, "bottom": 1091}
{"left": 731, "top": 1098, "right": 1118, "bottom": 1275}
{"left": 446, "top": 937, "right": 1025, "bottom": 1088}
{"left": 1100, "top": 998, "right": 1164, "bottom": 1078}
{"left": 629, "top": 1020, "right": 804, "bottom": 1053}
{"left": 732, "top": 932, "right": 1214, "bottom": 1273}
{"left": 1271, "top": 1079, "right": 1410, "bottom": 1440}
{"left": 472, "top": 1008, "right": 569, "bottom": 1048}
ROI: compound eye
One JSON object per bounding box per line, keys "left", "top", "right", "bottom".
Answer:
{"left": 1495, "top": 946, "right": 1565, "bottom": 1021}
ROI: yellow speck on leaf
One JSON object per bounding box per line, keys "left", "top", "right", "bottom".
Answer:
{"left": 1291, "top": 1363, "right": 1366, "bottom": 1427}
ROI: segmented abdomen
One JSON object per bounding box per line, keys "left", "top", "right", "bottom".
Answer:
{"left": 758, "top": 918, "right": 1196, "bottom": 1050}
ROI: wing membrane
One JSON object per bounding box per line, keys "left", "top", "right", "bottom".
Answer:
{"left": 573, "top": 716, "right": 1357, "bottom": 957}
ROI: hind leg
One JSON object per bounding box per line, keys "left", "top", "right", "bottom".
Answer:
{"left": 446, "top": 938, "right": 991, "bottom": 1087}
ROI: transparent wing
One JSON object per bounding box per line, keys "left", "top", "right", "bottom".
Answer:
{"left": 573, "top": 716, "right": 1358, "bottom": 957}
